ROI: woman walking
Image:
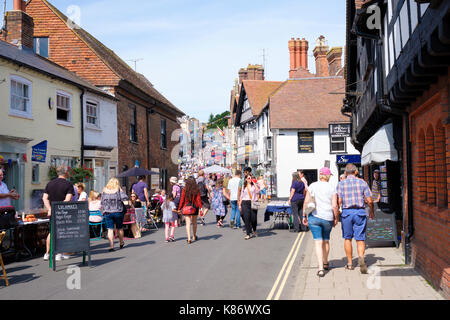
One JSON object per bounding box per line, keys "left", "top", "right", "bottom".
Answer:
{"left": 288, "top": 172, "right": 306, "bottom": 233}
{"left": 239, "top": 174, "right": 260, "bottom": 240}
{"left": 302, "top": 167, "right": 339, "bottom": 277}
{"left": 211, "top": 179, "right": 230, "bottom": 228}
{"left": 162, "top": 194, "right": 178, "bottom": 242}
{"left": 178, "top": 177, "right": 202, "bottom": 244}
{"left": 101, "top": 178, "right": 128, "bottom": 252}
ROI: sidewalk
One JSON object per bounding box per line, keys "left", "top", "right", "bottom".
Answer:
{"left": 295, "top": 223, "right": 445, "bottom": 300}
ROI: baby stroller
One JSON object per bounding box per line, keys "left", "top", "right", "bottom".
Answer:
{"left": 148, "top": 194, "right": 164, "bottom": 225}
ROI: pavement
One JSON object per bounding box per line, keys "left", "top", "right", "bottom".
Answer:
{"left": 290, "top": 222, "right": 445, "bottom": 300}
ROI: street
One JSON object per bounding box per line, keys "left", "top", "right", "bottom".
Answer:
{"left": 0, "top": 209, "right": 310, "bottom": 300}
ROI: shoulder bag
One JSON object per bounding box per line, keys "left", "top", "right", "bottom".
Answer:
{"left": 182, "top": 194, "right": 197, "bottom": 215}
{"left": 303, "top": 189, "right": 316, "bottom": 215}
{"left": 247, "top": 185, "right": 260, "bottom": 210}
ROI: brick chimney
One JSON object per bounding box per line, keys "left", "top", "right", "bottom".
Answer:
{"left": 313, "top": 35, "right": 329, "bottom": 77}
{"left": 327, "top": 47, "right": 343, "bottom": 76}
{"left": 289, "top": 37, "right": 308, "bottom": 78}
{"left": 239, "top": 64, "right": 264, "bottom": 83}
{"left": 3, "top": 0, "right": 34, "bottom": 50}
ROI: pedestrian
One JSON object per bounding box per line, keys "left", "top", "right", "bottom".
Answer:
{"left": 302, "top": 167, "right": 339, "bottom": 277}
{"left": 227, "top": 170, "right": 242, "bottom": 229}
{"left": 162, "top": 194, "right": 178, "bottom": 242}
{"left": 101, "top": 178, "right": 128, "bottom": 252}
{"left": 336, "top": 163, "right": 374, "bottom": 273}
{"left": 42, "top": 165, "right": 75, "bottom": 261}
{"left": 297, "top": 170, "right": 309, "bottom": 192}
{"left": 371, "top": 169, "right": 381, "bottom": 203}
{"left": 239, "top": 174, "right": 260, "bottom": 240}
{"left": 288, "top": 172, "right": 306, "bottom": 233}
{"left": 257, "top": 175, "right": 268, "bottom": 202}
{"left": 0, "top": 168, "right": 19, "bottom": 207}
{"left": 178, "top": 177, "right": 202, "bottom": 244}
{"left": 132, "top": 176, "right": 150, "bottom": 208}
{"left": 196, "top": 170, "right": 210, "bottom": 226}
{"left": 170, "top": 177, "right": 183, "bottom": 226}
{"left": 75, "top": 182, "right": 87, "bottom": 201}
{"left": 211, "top": 179, "right": 229, "bottom": 228}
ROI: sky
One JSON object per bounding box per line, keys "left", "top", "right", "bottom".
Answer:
{"left": 3, "top": 0, "right": 346, "bottom": 122}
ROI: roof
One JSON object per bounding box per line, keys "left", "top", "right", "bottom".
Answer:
{"left": 241, "top": 80, "right": 283, "bottom": 116}
{"left": 268, "top": 77, "right": 348, "bottom": 129}
{"left": 0, "top": 40, "right": 116, "bottom": 100}
{"left": 32, "top": 0, "right": 184, "bottom": 115}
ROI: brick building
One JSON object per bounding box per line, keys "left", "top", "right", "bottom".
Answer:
{"left": 344, "top": 0, "right": 449, "bottom": 298}
{"left": 23, "top": 0, "right": 184, "bottom": 191}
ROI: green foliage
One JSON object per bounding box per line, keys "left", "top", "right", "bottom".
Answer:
{"left": 206, "top": 111, "right": 230, "bottom": 130}
{"left": 48, "top": 165, "right": 94, "bottom": 184}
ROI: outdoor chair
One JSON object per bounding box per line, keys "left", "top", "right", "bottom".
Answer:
{"left": 0, "top": 231, "right": 9, "bottom": 286}
{"left": 89, "top": 211, "right": 105, "bottom": 241}
{"left": 122, "top": 208, "right": 137, "bottom": 240}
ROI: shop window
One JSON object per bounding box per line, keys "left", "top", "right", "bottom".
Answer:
{"left": 86, "top": 101, "right": 99, "bottom": 127}
{"left": 435, "top": 121, "right": 447, "bottom": 208}
{"left": 56, "top": 91, "right": 72, "bottom": 124}
{"left": 425, "top": 125, "right": 435, "bottom": 205}
{"left": 417, "top": 130, "right": 426, "bottom": 202}
{"left": 10, "top": 75, "right": 32, "bottom": 118}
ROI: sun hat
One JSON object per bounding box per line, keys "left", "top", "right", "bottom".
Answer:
{"left": 170, "top": 177, "right": 178, "bottom": 184}
{"left": 319, "top": 167, "right": 333, "bottom": 176}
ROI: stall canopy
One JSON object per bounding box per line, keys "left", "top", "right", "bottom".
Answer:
{"left": 203, "top": 165, "right": 232, "bottom": 175}
{"left": 361, "top": 123, "right": 398, "bottom": 166}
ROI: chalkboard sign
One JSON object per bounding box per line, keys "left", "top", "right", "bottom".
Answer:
{"left": 366, "top": 206, "right": 398, "bottom": 248}
{"left": 50, "top": 201, "right": 91, "bottom": 270}
{"left": 298, "top": 132, "right": 314, "bottom": 153}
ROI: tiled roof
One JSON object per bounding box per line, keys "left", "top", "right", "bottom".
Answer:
{"left": 242, "top": 80, "right": 283, "bottom": 116}
{"left": 269, "top": 77, "right": 348, "bottom": 129}
{"left": 36, "top": 0, "right": 184, "bottom": 115}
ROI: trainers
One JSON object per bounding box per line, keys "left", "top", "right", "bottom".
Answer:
{"left": 233, "top": 226, "right": 239, "bottom": 229}
{"left": 55, "top": 254, "right": 62, "bottom": 261}
{"left": 165, "top": 239, "right": 170, "bottom": 243}
{"left": 61, "top": 254, "right": 70, "bottom": 260}
{"left": 43, "top": 253, "right": 49, "bottom": 261}
{"left": 169, "top": 237, "right": 175, "bottom": 242}
{"left": 230, "top": 221, "right": 234, "bottom": 228}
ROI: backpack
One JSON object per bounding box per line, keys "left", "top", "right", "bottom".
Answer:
{"left": 198, "top": 180, "right": 208, "bottom": 197}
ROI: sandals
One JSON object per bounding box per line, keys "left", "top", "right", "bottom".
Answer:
{"left": 120, "top": 242, "right": 125, "bottom": 249}
{"left": 323, "top": 263, "right": 330, "bottom": 271}
{"left": 187, "top": 240, "right": 192, "bottom": 244}
{"left": 317, "top": 270, "right": 325, "bottom": 277}
{"left": 192, "top": 235, "right": 198, "bottom": 241}
{"left": 108, "top": 248, "right": 115, "bottom": 252}
{"left": 345, "top": 264, "right": 354, "bottom": 270}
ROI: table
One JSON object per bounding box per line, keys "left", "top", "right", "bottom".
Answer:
{"left": 264, "top": 201, "right": 292, "bottom": 230}
{"left": 15, "top": 219, "right": 50, "bottom": 259}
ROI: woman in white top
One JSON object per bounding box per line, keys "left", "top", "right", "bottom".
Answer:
{"left": 238, "top": 174, "right": 260, "bottom": 240}
{"left": 302, "top": 167, "right": 339, "bottom": 277}
{"left": 76, "top": 183, "right": 88, "bottom": 201}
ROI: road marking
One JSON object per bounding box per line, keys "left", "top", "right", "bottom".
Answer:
{"left": 274, "top": 231, "right": 306, "bottom": 300}
{"left": 266, "top": 232, "right": 304, "bottom": 300}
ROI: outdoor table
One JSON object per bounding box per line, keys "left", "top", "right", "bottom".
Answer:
{"left": 264, "top": 201, "right": 292, "bottom": 230}
{"left": 15, "top": 219, "right": 50, "bottom": 259}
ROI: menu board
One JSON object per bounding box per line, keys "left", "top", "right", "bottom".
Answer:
{"left": 51, "top": 201, "right": 90, "bottom": 270}
{"left": 298, "top": 132, "right": 314, "bottom": 153}
{"left": 366, "top": 206, "right": 398, "bottom": 247}
{"left": 379, "top": 165, "right": 389, "bottom": 203}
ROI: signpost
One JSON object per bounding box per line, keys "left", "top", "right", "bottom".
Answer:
{"left": 50, "top": 201, "right": 91, "bottom": 271}
{"left": 366, "top": 205, "right": 399, "bottom": 248}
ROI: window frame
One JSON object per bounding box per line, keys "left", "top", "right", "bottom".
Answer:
{"left": 33, "top": 37, "right": 49, "bottom": 58}
{"left": 56, "top": 90, "right": 73, "bottom": 125}
{"left": 161, "top": 118, "right": 167, "bottom": 149}
{"left": 9, "top": 75, "right": 33, "bottom": 119}
{"left": 86, "top": 100, "right": 100, "bottom": 129}
{"left": 330, "top": 136, "right": 347, "bottom": 154}
{"left": 129, "top": 104, "right": 137, "bottom": 143}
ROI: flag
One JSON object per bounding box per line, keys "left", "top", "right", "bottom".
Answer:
{"left": 217, "top": 126, "right": 225, "bottom": 137}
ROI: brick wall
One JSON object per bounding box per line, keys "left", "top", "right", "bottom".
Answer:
{"left": 2, "top": 11, "right": 34, "bottom": 49}
{"left": 408, "top": 70, "right": 449, "bottom": 299}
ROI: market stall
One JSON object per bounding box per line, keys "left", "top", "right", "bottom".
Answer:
{"left": 264, "top": 200, "right": 292, "bottom": 230}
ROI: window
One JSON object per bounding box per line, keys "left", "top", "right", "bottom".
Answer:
{"left": 243, "top": 98, "right": 250, "bottom": 112}
{"left": 394, "top": 19, "right": 401, "bottom": 58}
{"left": 409, "top": 0, "right": 419, "bottom": 33}
{"left": 129, "top": 104, "right": 137, "bottom": 142}
{"left": 33, "top": 37, "right": 49, "bottom": 58}
{"left": 399, "top": 3, "right": 410, "bottom": 48}
{"left": 10, "top": 75, "right": 32, "bottom": 117}
{"left": 31, "top": 164, "right": 39, "bottom": 184}
{"left": 56, "top": 91, "right": 72, "bottom": 123}
{"left": 330, "top": 136, "right": 346, "bottom": 153}
{"left": 86, "top": 101, "right": 99, "bottom": 127}
{"left": 161, "top": 119, "right": 167, "bottom": 149}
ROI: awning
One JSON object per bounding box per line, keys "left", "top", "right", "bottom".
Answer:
{"left": 361, "top": 123, "right": 398, "bottom": 166}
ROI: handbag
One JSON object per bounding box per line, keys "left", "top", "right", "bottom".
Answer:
{"left": 247, "top": 185, "right": 260, "bottom": 210}
{"left": 303, "top": 194, "right": 316, "bottom": 215}
{"left": 182, "top": 195, "right": 197, "bottom": 215}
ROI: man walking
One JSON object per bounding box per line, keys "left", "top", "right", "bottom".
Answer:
{"left": 197, "top": 170, "right": 210, "bottom": 225}
{"left": 337, "top": 164, "right": 374, "bottom": 274}
{"left": 42, "top": 166, "right": 75, "bottom": 261}
{"left": 227, "top": 170, "right": 242, "bottom": 229}
{"left": 132, "top": 176, "right": 150, "bottom": 208}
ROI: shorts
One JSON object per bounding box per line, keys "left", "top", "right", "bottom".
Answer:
{"left": 341, "top": 209, "right": 367, "bottom": 241}
{"left": 104, "top": 212, "right": 124, "bottom": 230}
{"left": 201, "top": 196, "right": 210, "bottom": 209}
{"left": 260, "top": 189, "right": 266, "bottom": 195}
{"left": 308, "top": 214, "right": 333, "bottom": 241}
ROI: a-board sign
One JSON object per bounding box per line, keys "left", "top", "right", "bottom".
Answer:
{"left": 50, "top": 201, "right": 91, "bottom": 270}
{"left": 365, "top": 205, "right": 398, "bottom": 248}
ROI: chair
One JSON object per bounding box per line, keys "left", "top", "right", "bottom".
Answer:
{"left": 122, "top": 208, "right": 136, "bottom": 240}
{"left": 0, "top": 231, "right": 9, "bottom": 286}
{"left": 89, "top": 211, "right": 105, "bottom": 241}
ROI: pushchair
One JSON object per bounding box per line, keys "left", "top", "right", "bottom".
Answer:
{"left": 147, "top": 194, "right": 163, "bottom": 226}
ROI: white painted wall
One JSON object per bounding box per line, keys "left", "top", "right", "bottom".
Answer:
{"left": 275, "top": 129, "right": 360, "bottom": 198}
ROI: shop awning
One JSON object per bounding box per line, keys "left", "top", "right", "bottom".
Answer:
{"left": 361, "top": 123, "right": 398, "bottom": 166}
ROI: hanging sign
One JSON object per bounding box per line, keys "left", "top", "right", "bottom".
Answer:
{"left": 329, "top": 123, "right": 351, "bottom": 138}
{"left": 32, "top": 140, "right": 48, "bottom": 163}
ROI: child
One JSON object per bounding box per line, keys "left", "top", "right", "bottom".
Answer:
{"left": 162, "top": 194, "right": 178, "bottom": 242}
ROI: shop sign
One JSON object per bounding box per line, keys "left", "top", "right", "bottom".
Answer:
{"left": 32, "top": 140, "right": 47, "bottom": 163}
{"left": 298, "top": 132, "right": 314, "bottom": 153}
{"left": 329, "top": 123, "right": 351, "bottom": 137}
{"left": 336, "top": 154, "right": 361, "bottom": 164}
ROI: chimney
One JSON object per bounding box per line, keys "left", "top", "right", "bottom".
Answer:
{"left": 239, "top": 64, "right": 264, "bottom": 83}
{"left": 3, "top": 0, "right": 34, "bottom": 49}
{"left": 289, "top": 38, "right": 296, "bottom": 78}
{"left": 289, "top": 37, "right": 309, "bottom": 78}
{"left": 313, "top": 35, "right": 329, "bottom": 77}
{"left": 300, "top": 38, "right": 309, "bottom": 70}
{"left": 327, "top": 47, "right": 343, "bottom": 76}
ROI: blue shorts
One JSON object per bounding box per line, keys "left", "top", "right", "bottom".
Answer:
{"left": 104, "top": 212, "right": 124, "bottom": 230}
{"left": 260, "top": 189, "right": 266, "bottom": 195}
{"left": 341, "top": 209, "right": 367, "bottom": 241}
{"left": 308, "top": 214, "right": 333, "bottom": 241}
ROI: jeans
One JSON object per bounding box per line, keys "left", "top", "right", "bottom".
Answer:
{"left": 230, "top": 201, "right": 241, "bottom": 227}
{"left": 290, "top": 199, "right": 305, "bottom": 231}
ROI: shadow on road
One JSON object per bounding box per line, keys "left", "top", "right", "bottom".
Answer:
{"left": 0, "top": 273, "right": 41, "bottom": 287}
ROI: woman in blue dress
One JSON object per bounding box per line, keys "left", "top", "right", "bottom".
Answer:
{"left": 211, "top": 179, "right": 230, "bottom": 228}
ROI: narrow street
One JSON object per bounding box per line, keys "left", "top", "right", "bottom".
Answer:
{"left": 0, "top": 210, "right": 309, "bottom": 300}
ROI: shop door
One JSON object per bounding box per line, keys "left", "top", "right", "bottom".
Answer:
{"left": 3, "top": 162, "right": 23, "bottom": 211}
{"left": 299, "top": 169, "right": 318, "bottom": 185}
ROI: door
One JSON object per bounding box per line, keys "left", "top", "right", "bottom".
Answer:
{"left": 298, "top": 169, "right": 318, "bottom": 185}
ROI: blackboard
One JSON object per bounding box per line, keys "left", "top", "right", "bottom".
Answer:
{"left": 298, "top": 132, "right": 314, "bottom": 153}
{"left": 50, "top": 201, "right": 91, "bottom": 270}
{"left": 366, "top": 206, "right": 398, "bottom": 248}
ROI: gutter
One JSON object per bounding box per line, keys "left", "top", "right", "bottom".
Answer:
{"left": 80, "top": 89, "right": 86, "bottom": 166}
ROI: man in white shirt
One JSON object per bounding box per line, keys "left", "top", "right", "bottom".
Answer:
{"left": 0, "top": 169, "right": 19, "bottom": 207}
{"left": 227, "top": 170, "right": 242, "bottom": 229}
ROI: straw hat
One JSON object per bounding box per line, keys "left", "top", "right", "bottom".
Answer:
{"left": 170, "top": 177, "right": 178, "bottom": 184}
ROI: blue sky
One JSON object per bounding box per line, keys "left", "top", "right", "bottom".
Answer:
{"left": 3, "top": 0, "right": 346, "bottom": 122}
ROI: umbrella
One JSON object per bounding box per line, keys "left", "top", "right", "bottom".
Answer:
{"left": 203, "top": 165, "right": 231, "bottom": 175}
{"left": 117, "top": 167, "right": 159, "bottom": 178}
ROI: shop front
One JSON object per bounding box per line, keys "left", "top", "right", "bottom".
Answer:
{"left": 336, "top": 154, "right": 362, "bottom": 178}
{"left": 84, "top": 148, "right": 118, "bottom": 194}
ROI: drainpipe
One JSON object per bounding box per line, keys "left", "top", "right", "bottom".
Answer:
{"left": 80, "top": 89, "right": 86, "bottom": 166}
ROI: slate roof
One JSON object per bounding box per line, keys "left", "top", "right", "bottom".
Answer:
{"left": 35, "top": 0, "right": 184, "bottom": 115}
{"left": 0, "top": 40, "right": 116, "bottom": 100}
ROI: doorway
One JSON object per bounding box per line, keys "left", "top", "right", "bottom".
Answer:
{"left": 298, "top": 169, "right": 318, "bottom": 185}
